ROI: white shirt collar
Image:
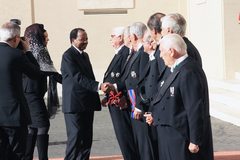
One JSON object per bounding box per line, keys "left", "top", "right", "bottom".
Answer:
{"left": 157, "top": 38, "right": 161, "bottom": 45}
{"left": 115, "top": 44, "right": 124, "bottom": 54}
{"left": 0, "top": 41, "right": 10, "bottom": 46}
{"left": 72, "top": 44, "right": 83, "bottom": 54}
{"left": 149, "top": 50, "right": 155, "bottom": 61}
{"left": 137, "top": 42, "right": 143, "bottom": 52}
{"left": 170, "top": 54, "right": 188, "bottom": 72}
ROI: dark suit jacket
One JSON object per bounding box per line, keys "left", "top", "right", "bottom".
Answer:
{"left": 103, "top": 45, "right": 129, "bottom": 91}
{"left": 136, "top": 49, "right": 161, "bottom": 111}
{"left": 183, "top": 37, "right": 202, "bottom": 67}
{"left": 61, "top": 46, "right": 101, "bottom": 113}
{"left": 153, "top": 57, "right": 213, "bottom": 159}
{"left": 0, "top": 42, "right": 41, "bottom": 126}
{"left": 23, "top": 72, "right": 62, "bottom": 97}
{"left": 124, "top": 46, "right": 149, "bottom": 91}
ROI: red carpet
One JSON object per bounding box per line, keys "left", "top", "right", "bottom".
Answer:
{"left": 33, "top": 151, "right": 240, "bottom": 160}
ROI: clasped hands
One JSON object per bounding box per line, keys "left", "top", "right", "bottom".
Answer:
{"left": 100, "top": 82, "right": 115, "bottom": 93}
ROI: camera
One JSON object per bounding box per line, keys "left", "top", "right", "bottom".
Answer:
{"left": 10, "top": 19, "right": 25, "bottom": 50}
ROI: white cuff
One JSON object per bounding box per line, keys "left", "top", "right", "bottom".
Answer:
{"left": 135, "top": 107, "right": 142, "bottom": 112}
{"left": 113, "top": 83, "right": 118, "bottom": 93}
{"left": 97, "top": 82, "right": 101, "bottom": 92}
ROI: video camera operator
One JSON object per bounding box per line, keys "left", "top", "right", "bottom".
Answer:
{"left": 0, "top": 22, "right": 41, "bottom": 160}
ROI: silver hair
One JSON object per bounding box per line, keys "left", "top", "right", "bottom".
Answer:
{"left": 130, "top": 22, "right": 147, "bottom": 38}
{"left": 161, "top": 34, "right": 187, "bottom": 54}
{"left": 146, "top": 34, "right": 151, "bottom": 44}
{"left": 0, "top": 22, "right": 20, "bottom": 41}
{"left": 161, "top": 13, "right": 186, "bottom": 37}
{"left": 124, "top": 26, "right": 130, "bottom": 38}
{"left": 113, "top": 27, "right": 125, "bottom": 37}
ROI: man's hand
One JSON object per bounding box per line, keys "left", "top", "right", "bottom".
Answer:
{"left": 100, "top": 82, "right": 115, "bottom": 93}
{"left": 118, "top": 96, "right": 128, "bottom": 110}
{"left": 133, "top": 110, "right": 142, "bottom": 119}
{"left": 101, "top": 97, "right": 108, "bottom": 107}
{"left": 21, "top": 37, "right": 30, "bottom": 52}
{"left": 144, "top": 112, "right": 154, "bottom": 126}
{"left": 188, "top": 142, "right": 199, "bottom": 153}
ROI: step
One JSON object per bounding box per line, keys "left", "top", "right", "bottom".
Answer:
{"left": 208, "top": 79, "right": 240, "bottom": 94}
{"left": 210, "top": 100, "right": 240, "bottom": 126}
{"left": 209, "top": 87, "right": 240, "bottom": 110}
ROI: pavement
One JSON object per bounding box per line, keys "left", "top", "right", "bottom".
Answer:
{"left": 31, "top": 94, "right": 240, "bottom": 160}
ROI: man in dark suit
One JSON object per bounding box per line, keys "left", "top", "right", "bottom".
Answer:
{"left": 136, "top": 31, "right": 160, "bottom": 159}
{"left": 61, "top": 28, "right": 110, "bottom": 160}
{"left": 146, "top": 34, "right": 214, "bottom": 160}
{"left": 0, "top": 22, "right": 41, "bottom": 160}
{"left": 121, "top": 22, "right": 154, "bottom": 160}
{"left": 147, "top": 12, "right": 167, "bottom": 75}
{"left": 101, "top": 27, "right": 139, "bottom": 160}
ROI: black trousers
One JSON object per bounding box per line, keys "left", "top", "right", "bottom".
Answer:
{"left": 131, "top": 118, "right": 154, "bottom": 160}
{"left": 108, "top": 104, "right": 139, "bottom": 160}
{"left": 64, "top": 112, "right": 94, "bottom": 160}
{"left": 156, "top": 125, "right": 192, "bottom": 160}
{"left": 0, "top": 126, "right": 28, "bottom": 160}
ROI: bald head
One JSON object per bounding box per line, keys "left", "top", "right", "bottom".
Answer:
{"left": 160, "top": 34, "right": 187, "bottom": 67}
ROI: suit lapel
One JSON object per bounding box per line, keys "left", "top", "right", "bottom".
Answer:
{"left": 153, "top": 57, "right": 192, "bottom": 105}
{"left": 104, "top": 48, "right": 123, "bottom": 79}
{"left": 71, "top": 46, "right": 95, "bottom": 79}
{"left": 138, "top": 61, "right": 150, "bottom": 84}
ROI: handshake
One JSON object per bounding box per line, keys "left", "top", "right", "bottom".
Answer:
{"left": 100, "top": 82, "right": 115, "bottom": 93}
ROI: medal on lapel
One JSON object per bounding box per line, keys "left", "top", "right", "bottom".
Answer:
{"left": 170, "top": 87, "right": 174, "bottom": 97}
{"left": 116, "top": 72, "right": 120, "bottom": 78}
{"left": 160, "top": 80, "right": 164, "bottom": 87}
{"left": 126, "top": 54, "right": 130, "bottom": 61}
{"left": 111, "top": 72, "right": 115, "bottom": 78}
{"left": 131, "top": 71, "right": 137, "bottom": 78}
{"left": 104, "top": 72, "right": 108, "bottom": 78}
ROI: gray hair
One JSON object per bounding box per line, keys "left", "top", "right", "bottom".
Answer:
{"left": 124, "top": 26, "right": 130, "bottom": 38}
{"left": 161, "top": 34, "right": 187, "bottom": 54}
{"left": 130, "top": 22, "right": 147, "bottom": 38}
{"left": 0, "top": 22, "right": 20, "bottom": 41}
{"left": 113, "top": 27, "right": 125, "bottom": 37}
{"left": 161, "top": 13, "right": 186, "bottom": 37}
{"left": 146, "top": 35, "right": 151, "bottom": 44}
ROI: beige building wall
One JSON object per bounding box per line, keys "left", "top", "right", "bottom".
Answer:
{"left": 32, "top": 0, "right": 187, "bottom": 81}
{"left": 188, "top": 0, "right": 224, "bottom": 79}
{"left": 0, "top": 0, "right": 187, "bottom": 81}
{"left": 223, "top": 0, "right": 240, "bottom": 79}
{"left": 0, "top": 0, "right": 33, "bottom": 36}
{"left": 188, "top": 0, "right": 240, "bottom": 80}
{"left": 1, "top": 0, "right": 239, "bottom": 81}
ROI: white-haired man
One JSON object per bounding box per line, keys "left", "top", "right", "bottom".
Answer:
{"left": 101, "top": 27, "right": 139, "bottom": 160}
{"left": 161, "top": 13, "right": 202, "bottom": 67}
{"left": 0, "top": 22, "right": 41, "bottom": 159}
{"left": 147, "top": 34, "right": 214, "bottom": 160}
{"left": 121, "top": 22, "right": 154, "bottom": 160}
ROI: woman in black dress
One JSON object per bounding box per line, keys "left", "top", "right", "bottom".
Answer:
{"left": 23, "top": 24, "right": 62, "bottom": 160}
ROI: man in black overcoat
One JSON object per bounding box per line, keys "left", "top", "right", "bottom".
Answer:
{"left": 0, "top": 22, "right": 41, "bottom": 160}
{"left": 121, "top": 22, "right": 155, "bottom": 160}
{"left": 61, "top": 28, "right": 110, "bottom": 160}
{"left": 146, "top": 34, "right": 214, "bottom": 160}
{"left": 101, "top": 27, "right": 139, "bottom": 160}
